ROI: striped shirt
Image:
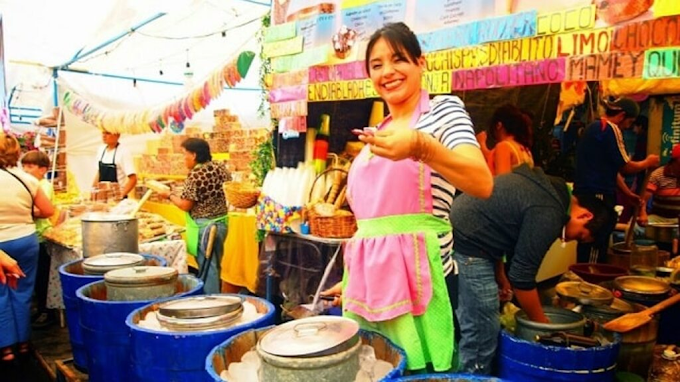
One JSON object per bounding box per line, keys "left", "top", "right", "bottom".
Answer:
{"left": 647, "top": 166, "right": 680, "bottom": 196}
{"left": 415, "top": 95, "right": 480, "bottom": 276}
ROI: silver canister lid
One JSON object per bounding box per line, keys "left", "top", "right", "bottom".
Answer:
{"left": 104, "top": 266, "right": 177, "bottom": 286}
{"left": 259, "top": 316, "right": 359, "bottom": 357}
{"left": 158, "top": 295, "right": 244, "bottom": 319}
{"left": 556, "top": 281, "right": 614, "bottom": 307}
{"left": 82, "top": 253, "right": 145, "bottom": 275}
{"left": 81, "top": 213, "right": 137, "bottom": 222}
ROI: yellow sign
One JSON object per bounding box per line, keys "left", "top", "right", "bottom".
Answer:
{"left": 425, "top": 35, "right": 556, "bottom": 71}
{"left": 655, "top": 0, "right": 680, "bottom": 17}
{"left": 263, "top": 36, "right": 304, "bottom": 59}
{"left": 556, "top": 28, "right": 613, "bottom": 57}
{"left": 422, "top": 70, "right": 452, "bottom": 94}
{"left": 308, "top": 80, "right": 378, "bottom": 102}
{"left": 536, "top": 5, "right": 596, "bottom": 36}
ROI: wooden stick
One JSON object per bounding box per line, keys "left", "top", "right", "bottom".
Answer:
{"left": 604, "top": 293, "right": 680, "bottom": 332}
{"left": 204, "top": 225, "right": 217, "bottom": 260}
{"left": 129, "top": 189, "right": 153, "bottom": 218}
{"left": 624, "top": 170, "right": 652, "bottom": 248}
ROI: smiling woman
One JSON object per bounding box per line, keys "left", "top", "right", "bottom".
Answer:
{"left": 322, "top": 22, "right": 493, "bottom": 373}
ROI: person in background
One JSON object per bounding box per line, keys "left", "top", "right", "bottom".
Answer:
{"left": 477, "top": 104, "right": 534, "bottom": 176}
{"left": 574, "top": 97, "right": 659, "bottom": 263}
{"left": 157, "top": 138, "right": 231, "bottom": 295}
{"left": 323, "top": 22, "right": 493, "bottom": 373}
{"left": 451, "top": 164, "right": 617, "bottom": 374}
{"left": 638, "top": 144, "right": 680, "bottom": 226}
{"left": 477, "top": 105, "right": 535, "bottom": 303}
{"left": 20, "top": 150, "right": 56, "bottom": 328}
{"left": 91, "top": 131, "right": 137, "bottom": 200}
{"left": 0, "top": 132, "right": 55, "bottom": 362}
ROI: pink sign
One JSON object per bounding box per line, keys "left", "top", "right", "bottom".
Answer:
{"left": 269, "top": 84, "right": 308, "bottom": 103}
{"left": 308, "top": 61, "right": 367, "bottom": 83}
{"left": 451, "top": 58, "right": 566, "bottom": 90}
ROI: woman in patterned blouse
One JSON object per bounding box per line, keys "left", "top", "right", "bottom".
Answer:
{"left": 159, "top": 138, "right": 230, "bottom": 294}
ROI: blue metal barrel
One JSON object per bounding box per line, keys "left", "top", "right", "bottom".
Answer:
{"left": 77, "top": 274, "right": 203, "bottom": 382}
{"left": 58, "top": 254, "right": 166, "bottom": 371}
{"left": 127, "top": 294, "right": 275, "bottom": 382}
{"left": 498, "top": 330, "right": 620, "bottom": 381}
{"left": 396, "top": 374, "right": 505, "bottom": 381}
{"left": 206, "top": 328, "right": 408, "bottom": 381}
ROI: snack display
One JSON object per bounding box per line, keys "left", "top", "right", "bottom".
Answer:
{"left": 43, "top": 210, "right": 184, "bottom": 248}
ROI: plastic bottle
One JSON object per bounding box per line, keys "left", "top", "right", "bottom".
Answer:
{"left": 313, "top": 114, "right": 330, "bottom": 174}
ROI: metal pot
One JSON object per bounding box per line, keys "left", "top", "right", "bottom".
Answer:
{"left": 257, "top": 316, "right": 361, "bottom": 382}
{"left": 582, "top": 297, "right": 635, "bottom": 325}
{"left": 614, "top": 276, "right": 670, "bottom": 306}
{"left": 82, "top": 252, "right": 145, "bottom": 275}
{"left": 155, "top": 295, "right": 245, "bottom": 332}
{"left": 645, "top": 222, "right": 677, "bottom": 243}
{"left": 556, "top": 281, "right": 614, "bottom": 307}
{"left": 104, "top": 266, "right": 178, "bottom": 301}
{"left": 81, "top": 213, "right": 139, "bottom": 258}
{"left": 515, "top": 306, "right": 586, "bottom": 342}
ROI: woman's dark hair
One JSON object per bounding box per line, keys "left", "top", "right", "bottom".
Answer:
{"left": 490, "top": 104, "right": 533, "bottom": 148}
{"left": 365, "top": 22, "right": 422, "bottom": 75}
{"left": 181, "top": 138, "right": 212, "bottom": 163}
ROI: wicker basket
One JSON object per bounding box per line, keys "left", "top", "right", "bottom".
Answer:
{"left": 224, "top": 182, "right": 260, "bottom": 209}
{"left": 308, "top": 210, "right": 357, "bottom": 238}
{"left": 307, "top": 167, "right": 357, "bottom": 238}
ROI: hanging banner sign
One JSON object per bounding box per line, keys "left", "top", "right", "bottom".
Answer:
{"left": 309, "top": 61, "right": 367, "bottom": 83}
{"left": 565, "top": 50, "right": 646, "bottom": 81}
{"left": 556, "top": 28, "right": 613, "bottom": 56}
{"left": 451, "top": 58, "right": 566, "bottom": 91}
{"left": 272, "top": 70, "right": 309, "bottom": 89}
{"left": 297, "top": 13, "right": 335, "bottom": 50}
{"left": 425, "top": 35, "right": 556, "bottom": 70}
{"left": 269, "top": 84, "right": 308, "bottom": 103}
{"left": 655, "top": 0, "right": 680, "bottom": 18}
{"left": 341, "top": 0, "right": 407, "bottom": 42}
{"left": 644, "top": 47, "right": 680, "bottom": 79}
{"left": 660, "top": 97, "right": 680, "bottom": 164}
{"left": 308, "top": 79, "right": 378, "bottom": 102}
{"left": 417, "top": 10, "right": 537, "bottom": 52}
{"left": 422, "top": 70, "right": 453, "bottom": 94}
{"left": 536, "top": 5, "right": 596, "bottom": 36}
{"left": 263, "top": 36, "right": 304, "bottom": 58}
{"left": 279, "top": 116, "right": 308, "bottom": 134}
{"left": 417, "top": 23, "right": 478, "bottom": 53}
{"left": 477, "top": 10, "right": 537, "bottom": 44}
{"left": 412, "top": 0, "right": 497, "bottom": 33}
{"left": 611, "top": 15, "right": 680, "bottom": 52}
{"left": 264, "top": 22, "right": 297, "bottom": 43}
{"left": 270, "top": 100, "right": 308, "bottom": 118}
{"left": 272, "top": 46, "right": 330, "bottom": 72}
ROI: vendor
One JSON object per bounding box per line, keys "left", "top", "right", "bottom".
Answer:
{"left": 638, "top": 143, "right": 680, "bottom": 226}
{"left": 477, "top": 104, "right": 534, "bottom": 176}
{"left": 450, "top": 164, "right": 616, "bottom": 374}
{"left": 574, "top": 97, "right": 659, "bottom": 263}
{"left": 325, "top": 22, "right": 493, "bottom": 373}
{"left": 157, "top": 138, "right": 230, "bottom": 295}
{"left": 91, "top": 131, "right": 137, "bottom": 200}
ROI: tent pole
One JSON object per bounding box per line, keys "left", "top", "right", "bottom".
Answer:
{"left": 236, "top": 0, "right": 272, "bottom": 7}
{"left": 58, "top": 68, "right": 262, "bottom": 91}
{"left": 58, "top": 12, "right": 167, "bottom": 69}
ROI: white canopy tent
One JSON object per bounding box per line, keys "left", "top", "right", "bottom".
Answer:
{"left": 1, "top": 0, "right": 271, "bottom": 192}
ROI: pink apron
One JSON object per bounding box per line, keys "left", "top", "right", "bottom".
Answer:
{"left": 344, "top": 90, "right": 444, "bottom": 322}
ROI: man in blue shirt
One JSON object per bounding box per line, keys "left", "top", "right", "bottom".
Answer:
{"left": 574, "top": 97, "right": 659, "bottom": 263}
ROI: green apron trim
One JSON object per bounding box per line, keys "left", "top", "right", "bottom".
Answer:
{"left": 344, "top": 213, "right": 455, "bottom": 371}
{"left": 354, "top": 213, "right": 452, "bottom": 237}
{"left": 185, "top": 213, "right": 227, "bottom": 257}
